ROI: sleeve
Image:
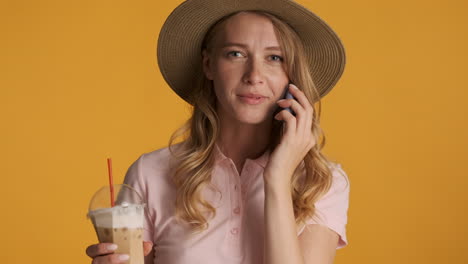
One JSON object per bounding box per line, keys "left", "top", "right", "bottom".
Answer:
{"left": 123, "top": 154, "right": 156, "bottom": 244}
{"left": 298, "top": 163, "right": 350, "bottom": 249}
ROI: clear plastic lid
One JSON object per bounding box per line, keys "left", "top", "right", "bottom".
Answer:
{"left": 88, "top": 184, "right": 144, "bottom": 213}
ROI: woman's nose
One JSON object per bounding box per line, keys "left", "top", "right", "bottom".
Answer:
{"left": 242, "top": 58, "right": 264, "bottom": 85}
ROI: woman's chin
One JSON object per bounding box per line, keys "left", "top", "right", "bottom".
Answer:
{"left": 236, "top": 114, "right": 272, "bottom": 125}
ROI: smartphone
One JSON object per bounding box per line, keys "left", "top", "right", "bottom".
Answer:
{"left": 283, "top": 89, "right": 295, "bottom": 116}
{"left": 275, "top": 83, "right": 296, "bottom": 117}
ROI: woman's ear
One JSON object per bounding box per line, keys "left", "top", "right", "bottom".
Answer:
{"left": 202, "top": 49, "right": 214, "bottom": 80}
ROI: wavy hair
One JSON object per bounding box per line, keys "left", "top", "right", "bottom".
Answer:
{"left": 168, "top": 10, "right": 336, "bottom": 233}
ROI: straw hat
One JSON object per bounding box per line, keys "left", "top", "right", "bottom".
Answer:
{"left": 157, "top": 0, "right": 346, "bottom": 104}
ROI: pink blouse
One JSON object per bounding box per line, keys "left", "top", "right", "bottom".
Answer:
{"left": 124, "top": 144, "right": 350, "bottom": 264}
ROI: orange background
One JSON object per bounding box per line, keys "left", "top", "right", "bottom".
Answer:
{"left": 1, "top": 0, "right": 467, "bottom": 263}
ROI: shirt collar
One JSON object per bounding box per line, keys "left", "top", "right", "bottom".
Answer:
{"left": 214, "top": 143, "right": 270, "bottom": 169}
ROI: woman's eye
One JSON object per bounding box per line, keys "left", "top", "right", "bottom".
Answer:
{"left": 270, "top": 55, "right": 284, "bottom": 62}
{"left": 227, "top": 51, "right": 243, "bottom": 58}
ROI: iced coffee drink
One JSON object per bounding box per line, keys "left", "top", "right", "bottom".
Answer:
{"left": 88, "top": 184, "right": 145, "bottom": 264}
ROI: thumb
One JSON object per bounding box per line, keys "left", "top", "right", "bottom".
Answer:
{"left": 143, "top": 241, "right": 154, "bottom": 256}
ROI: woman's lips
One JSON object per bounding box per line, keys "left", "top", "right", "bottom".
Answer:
{"left": 237, "top": 94, "right": 267, "bottom": 105}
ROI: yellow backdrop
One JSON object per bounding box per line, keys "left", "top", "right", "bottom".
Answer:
{"left": 1, "top": 0, "right": 467, "bottom": 263}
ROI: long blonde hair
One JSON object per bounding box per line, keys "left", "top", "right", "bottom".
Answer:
{"left": 168, "top": 10, "right": 335, "bottom": 233}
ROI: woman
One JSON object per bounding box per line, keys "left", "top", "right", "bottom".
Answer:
{"left": 86, "top": 0, "right": 350, "bottom": 263}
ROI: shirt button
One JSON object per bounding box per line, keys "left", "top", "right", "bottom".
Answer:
{"left": 231, "top": 228, "right": 239, "bottom": 235}
{"left": 233, "top": 207, "right": 240, "bottom": 214}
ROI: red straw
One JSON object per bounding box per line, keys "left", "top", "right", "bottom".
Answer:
{"left": 107, "top": 158, "right": 115, "bottom": 207}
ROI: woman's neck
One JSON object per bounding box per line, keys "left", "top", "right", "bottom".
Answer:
{"left": 216, "top": 118, "right": 272, "bottom": 173}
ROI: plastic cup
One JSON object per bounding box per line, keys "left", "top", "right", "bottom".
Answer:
{"left": 88, "top": 184, "right": 145, "bottom": 264}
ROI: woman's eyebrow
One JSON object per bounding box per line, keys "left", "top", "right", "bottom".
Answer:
{"left": 221, "top": 42, "right": 282, "bottom": 51}
{"left": 265, "top": 46, "right": 281, "bottom": 51}
{"left": 220, "top": 42, "right": 248, "bottom": 48}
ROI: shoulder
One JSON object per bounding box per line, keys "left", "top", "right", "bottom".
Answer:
{"left": 134, "top": 143, "right": 184, "bottom": 170}
{"left": 141, "top": 145, "right": 177, "bottom": 166}
{"left": 327, "top": 162, "right": 350, "bottom": 194}
{"left": 302, "top": 162, "right": 350, "bottom": 248}
{"left": 311, "top": 162, "right": 350, "bottom": 214}
{"left": 124, "top": 144, "right": 182, "bottom": 186}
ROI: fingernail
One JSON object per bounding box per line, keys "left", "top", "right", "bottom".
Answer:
{"left": 277, "top": 99, "right": 285, "bottom": 103}
{"left": 107, "top": 244, "right": 118, "bottom": 251}
{"left": 119, "top": 254, "right": 130, "bottom": 261}
{"left": 290, "top": 84, "right": 298, "bottom": 89}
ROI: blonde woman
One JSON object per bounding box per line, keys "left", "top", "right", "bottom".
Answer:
{"left": 86, "top": 0, "right": 350, "bottom": 263}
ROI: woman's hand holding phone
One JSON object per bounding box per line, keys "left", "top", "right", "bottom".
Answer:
{"left": 264, "top": 83, "right": 316, "bottom": 188}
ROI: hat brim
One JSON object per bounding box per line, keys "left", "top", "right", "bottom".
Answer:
{"left": 157, "top": 0, "right": 346, "bottom": 104}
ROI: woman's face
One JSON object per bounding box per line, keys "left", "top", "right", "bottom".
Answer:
{"left": 203, "top": 12, "right": 289, "bottom": 125}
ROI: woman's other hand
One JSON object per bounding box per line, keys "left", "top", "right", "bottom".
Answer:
{"left": 85, "top": 241, "right": 153, "bottom": 263}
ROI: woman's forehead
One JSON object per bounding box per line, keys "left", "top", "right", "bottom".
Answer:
{"left": 214, "top": 12, "right": 280, "bottom": 48}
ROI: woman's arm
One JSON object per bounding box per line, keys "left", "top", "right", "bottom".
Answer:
{"left": 263, "top": 84, "right": 340, "bottom": 264}
{"left": 263, "top": 178, "right": 303, "bottom": 264}
{"left": 298, "top": 224, "right": 339, "bottom": 264}
{"left": 263, "top": 176, "right": 339, "bottom": 264}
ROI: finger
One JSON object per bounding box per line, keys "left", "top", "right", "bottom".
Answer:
{"left": 277, "top": 98, "right": 305, "bottom": 133}
{"left": 143, "top": 241, "right": 154, "bottom": 256}
{"left": 288, "top": 84, "right": 313, "bottom": 118}
{"left": 287, "top": 84, "right": 314, "bottom": 133}
{"left": 92, "top": 254, "right": 130, "bottom": 264}
{"left": 276, "top": 98, "right": 305, "bottom": 116}
{"left": 274, "top": 109, "right": 296, "bottom": 137}
{"left": 86, "top": 243, "right": 118, "bottom": 258}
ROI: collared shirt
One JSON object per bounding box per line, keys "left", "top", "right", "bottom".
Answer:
{"left": 124, "top": 144, "right": 350, "bottom": 264}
